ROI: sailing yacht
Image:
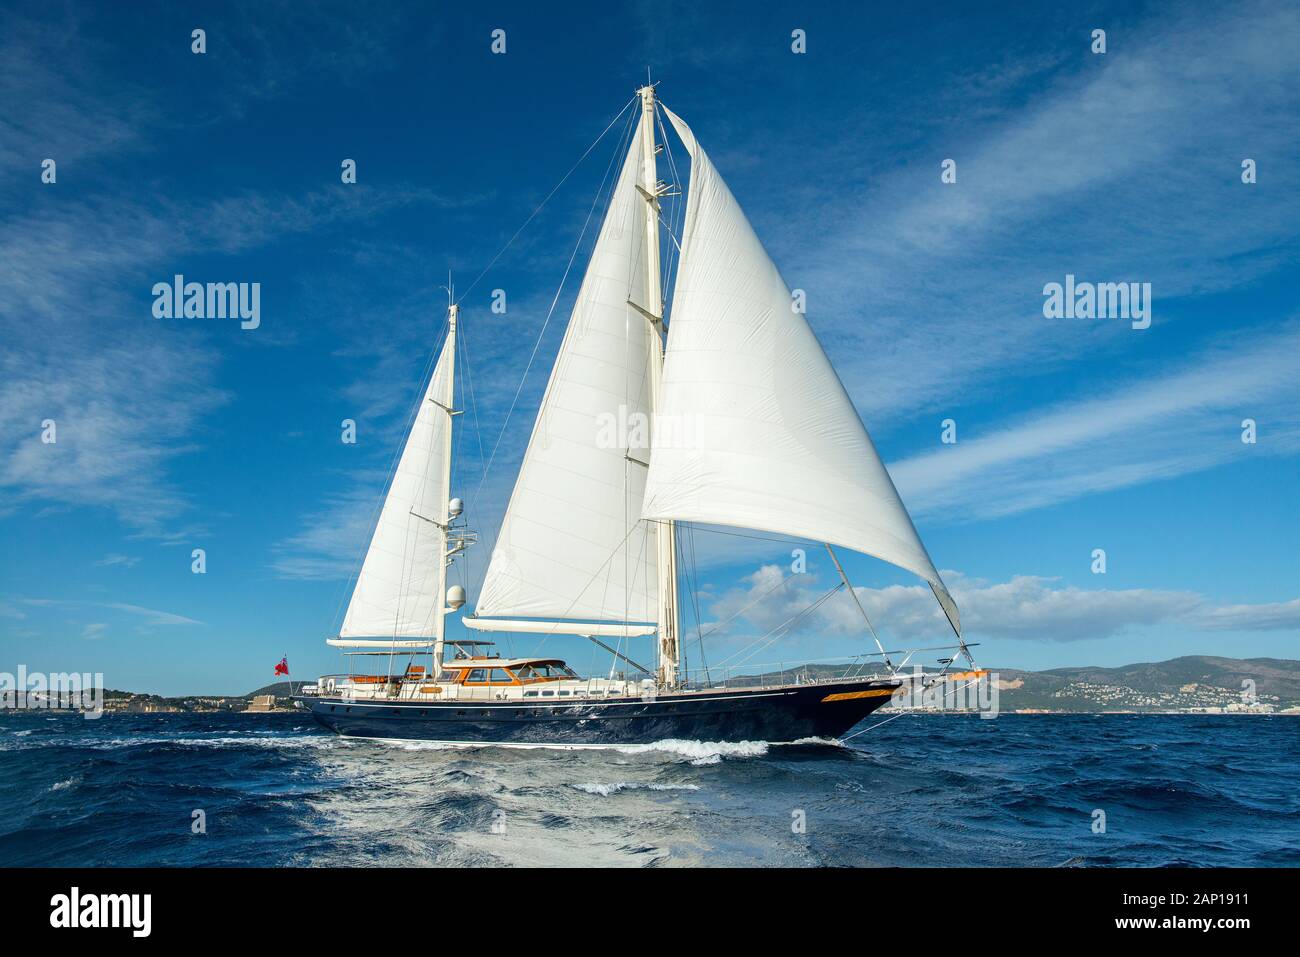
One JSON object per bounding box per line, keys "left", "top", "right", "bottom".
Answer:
{"left": 297, "top": 85, "right": 982, "bottom": 746}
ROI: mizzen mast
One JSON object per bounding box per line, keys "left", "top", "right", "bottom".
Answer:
{"left": 636, "top": 82, "right": 680, "bottom": 689}
{"left": 431, "top": 302, "right": 459, "bottom": 677}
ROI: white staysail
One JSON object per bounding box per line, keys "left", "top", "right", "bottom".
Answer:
{"left": 642, "top": 107, "right": 962, "bottom": 636}
{"left": 472, "top": 114, "right": 659, "bottom": 624}
{"left": 339, "top": 334, "right": 455, "bottom": 638}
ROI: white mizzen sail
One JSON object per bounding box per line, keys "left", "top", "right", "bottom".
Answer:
{"left": 642, "top": 107, "right": 962, "bottom": 636}
{"left": 473, "top": 114, "right": 659, "bottom": 624}
{"left": 340, "top": 334, "right": 454, "bottom": 638}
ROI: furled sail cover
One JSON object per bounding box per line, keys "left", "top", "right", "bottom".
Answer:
{"left": 642, "top": 107, "right": 961, "bottom": 636}
{"left": 340, "top": 340, "right": 453, "bottom": 637}
{"left": 474, "top": 116, "right": 658, "bottom": 622}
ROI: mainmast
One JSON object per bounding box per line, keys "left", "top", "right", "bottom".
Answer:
{"left": 637, "top": 83, "right": 680, "bottom": 689}
{"left": 431, "top": 302, "right": 458, "bottom": 677}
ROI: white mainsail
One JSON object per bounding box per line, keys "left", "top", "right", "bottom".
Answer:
{"left": 472, "top": 113, "right": 659, "bottom": 625}
{"left": 642, "top": 107, "right": 962, "bottom": 637}
{"left": 339, "top": 331, "right": 455, "bottom": 638}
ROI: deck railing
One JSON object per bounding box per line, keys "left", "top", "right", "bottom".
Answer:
{"left": 311, "top": 655, "right": 895, "bottom": 700}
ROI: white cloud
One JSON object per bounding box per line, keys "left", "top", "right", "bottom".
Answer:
{"left": 702, "top": 565, "right": 1299, "bottom": 647}
{"left": 1187, "top": 599, "right": 1300, "bottom": 633}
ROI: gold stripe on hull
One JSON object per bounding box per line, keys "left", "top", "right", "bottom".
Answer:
{"left": 821, "top": 688, "right": 897, "bottom": 703}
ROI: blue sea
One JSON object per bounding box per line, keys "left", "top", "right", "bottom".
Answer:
{"left": 1, "top": 712, "right": 1295, "bottom": 867}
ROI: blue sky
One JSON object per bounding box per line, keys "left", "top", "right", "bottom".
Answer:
{"left": 1, "top": 0, "right": 1297, "bottom": 695}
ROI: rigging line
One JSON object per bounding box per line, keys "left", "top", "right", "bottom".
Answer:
{"left": 824, "top": 543, "right": 894, "bottom": 672}
{"left": 687, "top": 526, "right": 711, "bottom": 681}
{"left": 841, "top": 674, "right": 987, "bottom": 743}
{"left": 710, "top": 582, "right": 845, "bottom": 669}
{"left": 524, "top": 513, "right": 645, "bottom": 657}
{"left": 455, "top": 311, "right": 488, "bottom": 595}
{"left": 840, "top": 709, "right": 912, "bottom": 742}
{"left": 681, "top": 523, "right": 710, "bottom": 684}
{"left": 674, "top": 529, "right": 692, "bottom": 680}
{"left": 466, "top": 104, "right": 635, "bottom": 524}
{"left": 455, "top": 95, "right": 638, "bottom": 307}
{"left": 653, "top": 101, "right": 686, "bottom": 303}
{"left": 695, "top": 562, "right": 796, "bottom": 642}
{"left": 473, "top": 109, "right": 636, "bottom": 644}
{"left": 721, "top": 587, "right": 845, "bottom": 675}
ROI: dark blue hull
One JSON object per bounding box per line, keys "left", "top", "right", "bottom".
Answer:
{"left": 297, "top": 678, "right": 900, "bottom": 746}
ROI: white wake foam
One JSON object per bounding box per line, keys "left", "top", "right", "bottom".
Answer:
{"left": 615, "top": 739, "right": 769, "bottom": 765}
{"left": 570, "top": 781, "right": 701, "bottom": 796}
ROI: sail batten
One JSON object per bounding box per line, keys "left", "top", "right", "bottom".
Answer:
{"left": 472, "top": 113, "right": 659, "bottom": 624}
{"left": 643, "top": 106, "right": 961, "bottom": 634}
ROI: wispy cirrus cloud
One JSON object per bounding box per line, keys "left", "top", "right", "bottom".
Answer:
{"left": 15, "top": 598, "right": 201, "bottom": 628}
{"left": 0, "top": 5, "right": 155, "bottom": 174}
{"left": 0, "top": 180, "right": 473, "bottom": 536}
{"left": 890, "top": 323, "right": 1300, "bottom": 519}
{"left": 0, "top": 3, "right": 480, "bottom": 542}
{"left": 93, "top": 553, "right": 141, "bottom": 568}
{"left": 786, "top": 0, "right": 1300, "bottom": 426}
{"left": 269, "top": 474, "right": 386, "bottom": 582}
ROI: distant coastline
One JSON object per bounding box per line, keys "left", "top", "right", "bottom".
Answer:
{"left": 5, "top": 654, "right": 1296, "bottom": 716}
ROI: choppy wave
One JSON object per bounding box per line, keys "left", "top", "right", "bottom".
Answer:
{"left": 1, "top": 712, "right": 1297, "bottom": 867}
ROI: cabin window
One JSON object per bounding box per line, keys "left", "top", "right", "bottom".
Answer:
{"left": 463, "top": 667, "right": 515, "bottom": 686}
{"left": 524, "top": 691, "right": 538, "bottom": 698}
{"left": 542, "top": 690, "right": 555, "bottom": 697}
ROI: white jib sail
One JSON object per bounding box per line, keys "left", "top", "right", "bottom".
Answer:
{"left": 642, "top": 106, "right": 961, "bottom": 635}
{"left": 339, "top": 335, "right": 454, "bottom": 638}
{"left": 473, "top": 114, "right": 659, "bottom": 623}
